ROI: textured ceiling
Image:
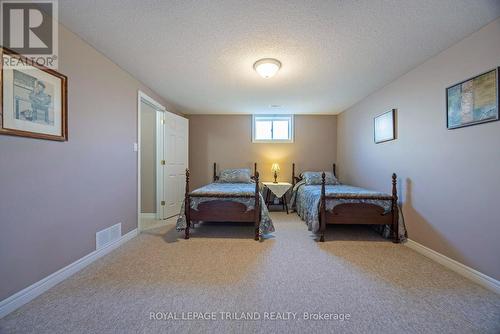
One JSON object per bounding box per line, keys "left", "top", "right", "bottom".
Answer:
{"left": 59, "top": 0, "right": 500, "bottom": 114}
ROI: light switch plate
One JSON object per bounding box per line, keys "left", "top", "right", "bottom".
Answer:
{"left": 133, "top": 142, "right": 138, "bottom": 152}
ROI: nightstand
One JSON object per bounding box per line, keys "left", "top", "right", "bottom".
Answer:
{"left": 262, "top": 182, "right": 292, "bottom": 214}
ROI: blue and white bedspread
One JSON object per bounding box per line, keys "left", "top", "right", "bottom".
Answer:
{"left": 176, "top": 183, "right": 275, "bottom": 235}
{"left": 290, "top": 181, "right": 406, "bottom": 239}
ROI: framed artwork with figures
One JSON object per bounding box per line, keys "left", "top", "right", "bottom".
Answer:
{"left": 0, "top": 48, "right": 68, "bottom": 141}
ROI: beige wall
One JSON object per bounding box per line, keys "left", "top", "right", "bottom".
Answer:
{"left": 0, "top": 24, "right": 180, "bottom": 301}
{"left": 189, "top": 115, "right": 337, "bottom": 189}
{"left": 140, "top": 102, "right": 156, "bottom": 213}
{"left": 337, "top": 19, "right": 500, "bottom": 279}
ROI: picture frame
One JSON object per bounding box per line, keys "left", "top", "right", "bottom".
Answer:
{"left": 0, "top": 47, "right": 68, "bottom": 141}
{"left": 446, "top": 68, "right": 499, "bottom": 130}
{"left": 374, "top": 109, "right": 396, "bottom": 144}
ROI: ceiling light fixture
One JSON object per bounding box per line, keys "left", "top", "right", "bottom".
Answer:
{"left": 253, "top": 58, "right": 281, "bottom": 78}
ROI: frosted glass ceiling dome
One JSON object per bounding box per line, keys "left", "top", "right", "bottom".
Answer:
{"left": 253, "top": 58, "right": 281, "bottom": 78}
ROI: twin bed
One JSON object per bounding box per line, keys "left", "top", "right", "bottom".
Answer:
{"left": 176, "top": 163, "right": 274, "bottom": 241}
{"left": 177, "top": 162, "right": 402, "bottom": 243}
{"left": 291, "top": 163, "right": 400, "bottom": 243}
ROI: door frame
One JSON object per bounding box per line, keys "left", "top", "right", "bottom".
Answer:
{"left": 137, "top": 90, "right": 166, "bottom": 231}
{"left": 155, "top": 110, "right": 165, "bottom": 220}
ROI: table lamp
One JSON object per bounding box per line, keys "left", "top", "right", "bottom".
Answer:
{"left": 271, "top": 163, "right": 280, "bottom": 183}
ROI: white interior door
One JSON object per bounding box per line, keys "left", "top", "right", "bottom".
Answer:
{"left": 162, "top": 112, "right": 188, "bottom": 218}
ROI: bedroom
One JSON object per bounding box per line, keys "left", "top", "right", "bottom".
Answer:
{"left": 0, "top": 1, "right": 499, "bottom": 333}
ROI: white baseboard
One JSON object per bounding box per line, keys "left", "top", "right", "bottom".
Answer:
{"left": 0, "top": 228, "right": 138, "bottom": 319}
{"left": 405, "top": 239, "right": 500, "bottom": 294}
{"left": 140, "top": 213, "right": 156, "bottom": 220}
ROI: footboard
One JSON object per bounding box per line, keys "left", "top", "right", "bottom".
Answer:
{"left": 183, "top": 169, "right": 261, "bottom": 241}
{"left": 326, "top": 203, "right": 392, "bottom": 225}
{"left": 319, "top": 173, "right": 399, "bottom": 243}
{"left": 190, "top": 200, "right": 256, "bottom": 222}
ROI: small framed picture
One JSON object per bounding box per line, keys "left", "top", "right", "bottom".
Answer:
{"left": 0, "top": 48, "right": 68, "bottom": 141}
{"left": 446, "top": 68, "right": 499, "bottom": 130}
{"left": 374, "top": 109, "right": 396, "bottom": 144}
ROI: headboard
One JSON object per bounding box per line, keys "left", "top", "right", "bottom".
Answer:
{"left": 213, "top": 162, "right": 258, "bottom": 182}
{"left": 292, "top": 163, "right": 336, "bottom": 186}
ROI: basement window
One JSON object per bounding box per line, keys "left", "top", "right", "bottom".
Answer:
{"left": 252, "top": 115, "right": 294, "bottom": 143}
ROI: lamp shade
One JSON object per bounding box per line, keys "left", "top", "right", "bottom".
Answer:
{"left": 271, "top": 163, "right": 280, "bottom": 172}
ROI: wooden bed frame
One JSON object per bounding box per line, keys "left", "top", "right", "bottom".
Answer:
{"left": 183, "top": 163, "right": 261, "bottom": 241}
{"left": 292, "top": 163, "right": 400, "bottom": 243}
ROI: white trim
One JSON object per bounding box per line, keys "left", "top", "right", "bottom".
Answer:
{"left": 138, "top": 91, "right": 165, "bottom": 112}
{"left": 137, "top": 92, "right": 142, "bottom": 231}
{"left": 138, "top": 91, "right": 167, "bottom": 230}
{"left": 0, "top": 229, "right": 138, "bottom": 319}
{"left": 405, "top": 239, "right": 500, "bottom": 294}
{"left": 156, "top": 110, "right": 165, "bottom": 220}
{"left": 140, "top": 213, "right": 156, "bottom": 220}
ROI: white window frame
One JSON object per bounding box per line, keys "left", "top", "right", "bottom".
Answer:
{"left": 252, "top": 114, "right": 294, "bottom": 143}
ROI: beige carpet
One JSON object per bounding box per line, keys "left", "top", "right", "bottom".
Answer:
{"left": 1, "top": 212, "right": 499, "bottom": 334}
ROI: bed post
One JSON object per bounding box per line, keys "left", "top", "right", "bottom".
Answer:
{"left": 333, "top": 163, "right": 336, "bottom": 177}
{"left": 254, "top": 162, "right": 257, "bottom": 177}
{"left": 254, "top": 171, "right": 260, "bottom": 241}
{"left": 391, "top": 173, "right": 400, "bottom": 243}
{"left": 319, "top": 172, "right": 326, "bottom": 242}
{"left": 292, "top": 163, "right": 295, "bottom": 186}
{"left": 213, "top": 162, "right": 217, "bottom": 182}
{"left": 184, "top": 169, "right": 191, "bottom": 240}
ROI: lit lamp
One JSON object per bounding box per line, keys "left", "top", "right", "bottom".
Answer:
{"left": 253, "top": 58, "right": 281, "bottom": 78}
{"left": 271, "top": 163, "right": 280, "bottom": 183}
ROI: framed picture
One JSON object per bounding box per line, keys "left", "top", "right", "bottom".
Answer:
{"left": 446, "top": 68, "right": 499, "bottom": 130}
{"left": 374, "top": 109, "right": 396, "bottom": 144}
{"left": 0, "top": 48, "right": 68, "bottom": 141}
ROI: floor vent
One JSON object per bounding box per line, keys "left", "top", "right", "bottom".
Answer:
{"left": 96, "top": 223, "right": 122, "bottom": 250}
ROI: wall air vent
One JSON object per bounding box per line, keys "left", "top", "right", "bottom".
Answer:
{"left": 96, "top": 223, "right": 122, "bottom": 250}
